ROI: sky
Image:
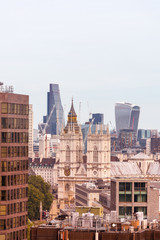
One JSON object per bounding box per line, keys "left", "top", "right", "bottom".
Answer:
{"left": 0, "top": 0, "right": 160, "bottom": 130}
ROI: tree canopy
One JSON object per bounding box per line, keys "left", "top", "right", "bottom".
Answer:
{"left": 28, "top": 175, "right": 53, "bottom": 220}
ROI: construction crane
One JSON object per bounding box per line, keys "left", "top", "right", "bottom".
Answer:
{"left": 38, "top": 104, "right": 56, "bottom": 158}
{"left": 83, "top": 118, "right": 95, "bottom": 152}
{"left": 39, "top": 104, "right": 56, "bottom": 137}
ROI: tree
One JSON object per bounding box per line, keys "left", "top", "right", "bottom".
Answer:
{"left": 28, "top": 175, "right": 53, "bottom": 220}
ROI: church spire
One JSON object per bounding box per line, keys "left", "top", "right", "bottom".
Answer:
{"left": 63, "top": 99, "right": 80, "bottom": 134}
{"left": 67, "top": 98, "right": 77, "bottom": 124}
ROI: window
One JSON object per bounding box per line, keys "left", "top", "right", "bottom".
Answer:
{"left": 1, "top": 132, "right": 7, "bottom": 143}
{"left": 119, "top": 182, "right": 132, "bottom": 202}
{"left": 76, "top": 146, "right": 79, "bottom": 162}
{"left": 1, "top": 103, "right": 8, "bottom": 114}
{"left": 93, "top": 146, "right": 98, "bottom": 162}
{"left": 119, "top": 207, "right": 132, "bottom": 217}
{"left": 134, "top": 207, "right": 147, "bottom": 218}
{"left": 65, "top": 183, "right": 70, "bottom": 192}
{"left": 0, "top": 220, "right": 6, "bottom": 230}
{"left": 0, "top": 191, "right": 6, "bottom": 201}
{"left": 1, "top": 176, "right": 7, "bottom": 186}
{"left": 0, "top": 205, "right": 6, "bottom": 216}
{"left": 1, "top": 147, "right": 7, "bottom": 157}
{"left": 134, "top": 182, "right": 147, "bottom": 202}
{"left": 1, "top": 161, "right": 7, "bottom": 172}
{"left": 134, "top": 182, "right": 146, "bottom": 191}
{"left": 66, "top": 146, "right": 70, "bottom": 162}
{"left": 1, "top": 118, "right": 8, "bottom": 128}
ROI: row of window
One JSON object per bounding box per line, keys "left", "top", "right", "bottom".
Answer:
{"left": 0, "top": 160, "right": 28, "bottom": 172}
{"left": 1, "top": 117, "right": 29, "bottom": 129}
{"left": 1, "top": 103, "right": 29, "bottom": 115}
{"left": 1, "top": 146, "right": 28, "bottom": 158}
{"left": 119, "top": 206, "right": 147, "bottom": 217}
{"left": 66, "top": 145, "right": 98, "bottom": 162}
{"left": 119, "top": 193, "right": 147, "bottom": 202}
{"left": 0, "top": 215, "right": 27, "bottom": 230}
{"left": 0, "top": 174, "right": 28, "bottom": 187}
{"left": 119, "top": 182, "right": 146, "bottom": 191}
{"left": 2, "top": 132, "right": 28, "bottom": 143}
{"left": 0, "top": 188, "right": 28, "bottom": 201}
{"left": 1, "top": 229, "right": 27, "bottom": 240}
{"left": 75, "top": 188, "right": 87, "bottom": 198}
{"left": 0, "top": 202, "right": 27, "bottom": 216}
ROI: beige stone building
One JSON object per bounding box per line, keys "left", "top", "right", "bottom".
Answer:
{"left": 58, "top": 101, "right": 110, "bottom": 205}
{"left": 128, "top": 152, "right": 154, "bottom": 175}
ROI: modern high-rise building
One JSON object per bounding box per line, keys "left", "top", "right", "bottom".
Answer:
{"left": 43, "top": 84, "right": 64, "bottom": 135}
{"left": 0, "top": 91, "right": 29, "bottom": 240}
{"left": 115, "top": 102, "right": 140, "bottom": 136}
{"left": 89, "top": 113, "right": 104, "bottom": 125}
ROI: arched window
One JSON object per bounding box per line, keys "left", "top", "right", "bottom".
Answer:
{"left": 76, "top": 145, "right": 79, "bottom": 162}
{"left": 66, "top": 146, "right": 70, "bottom": 162}
{"left": 65, "top": 183, "right": 70, "bottom": 192}
{"left": 93, "top": 146, "right": 98, "bottom": 162}
{"left": 104, "top": 146, "right": 107, "bottom": 162}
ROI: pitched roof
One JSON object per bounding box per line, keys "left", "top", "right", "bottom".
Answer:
{"left": 30, "top": 158, "right": 56, "bottom": 168}
{"left": 68, "top": 99, "right": 77, "bottom": 116}
{"left": 111, "top": 162, "right": 141, "bottom": 176}
{"left": 130, "top": 152, "right": 150, "bottom": 160}
{"left": 147, "top": 163, "right": 160, "bottom": 175}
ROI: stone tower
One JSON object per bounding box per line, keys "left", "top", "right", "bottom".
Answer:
{"left": 58, "top": 100, "right": 87, "bottom": 205}
{"left": 58, "top": 100, "right": 111, "bottom": 206}
{"left": 86, "top": 124, "right": 110, "bottom": 180}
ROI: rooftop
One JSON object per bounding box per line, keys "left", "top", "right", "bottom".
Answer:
{"left": 111, "top": 162, "right": 142, "bottom": 176}
{"left": 130, "top": 152, "right": 150, "bottom": 160}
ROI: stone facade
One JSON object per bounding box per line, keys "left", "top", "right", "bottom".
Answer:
{"left": 58, "top": 101, "right": 110, "bottom": 205}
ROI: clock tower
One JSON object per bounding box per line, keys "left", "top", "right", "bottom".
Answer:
{"left": 58, "top": 100, "right": 87, "bottom": 205}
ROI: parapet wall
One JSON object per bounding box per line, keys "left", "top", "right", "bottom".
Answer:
{"left": 30, "top": 227, "right": 160, "bottom": 240}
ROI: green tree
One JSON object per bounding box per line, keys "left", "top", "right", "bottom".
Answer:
{"left": 28, "top": 175, "right": 53, "bottom": 220}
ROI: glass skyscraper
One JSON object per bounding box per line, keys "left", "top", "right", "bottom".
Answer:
{"left": 115, "top": 102, "right": 140, "bottom": 136}
{"left": 43, "top": 84, "right": 64, "bottom": 135}
{"left": 89, "top": 113, "right": 104, "bottom": 125}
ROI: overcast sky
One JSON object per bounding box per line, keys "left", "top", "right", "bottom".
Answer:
{"left": 0, "top": 0, "right": 160, "bottom": 130}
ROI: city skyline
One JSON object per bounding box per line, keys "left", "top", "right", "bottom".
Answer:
{"left": 0, "top": 1, "right": 160, "bottom": 130}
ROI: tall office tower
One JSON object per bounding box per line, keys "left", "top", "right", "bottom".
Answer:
{"left": 115, "top": 102, "right": 140, "bottom": 136}
{"left": 28, "top": 104, "right": 33, "bottom": 158}
{"left": 89, "top": 113, "right": 104, "bottom": 125}
{"left": 0, "top": 91, "right": 29, "bottom": 240}
{"left": 43, "top": 84, "right": 64, "bottom": 135}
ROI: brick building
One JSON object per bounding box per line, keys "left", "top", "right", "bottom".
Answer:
{"left": 111, "top": 178, "right": 159, "bottom": 221}
{"left": 151, "top": 137, "right": 160, "bottom": 154}
{"left": 0, "top": 92, "right": 29, "bottom": 240}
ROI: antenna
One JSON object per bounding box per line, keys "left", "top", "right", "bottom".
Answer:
{"left": 87, "top": 101, "right": 92, "bottom": 120}
{"left": 79, "top": 102, "right": 81, "bottom": 124}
